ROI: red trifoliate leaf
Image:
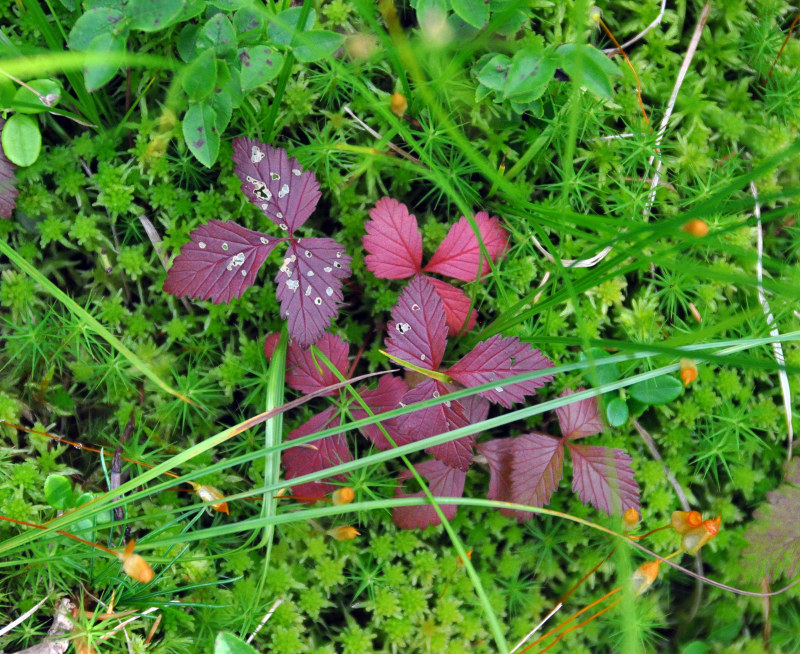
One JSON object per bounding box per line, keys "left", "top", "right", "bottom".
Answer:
{"left": 0, "top": 119, "right": 18, "bottom": 219}
{"left": 510, "top": 433, "right": 564, "bottom": 515}
{"left": 286, "top": 333, "right": 350, "bottom": 396}
{"left": 275, "top": 238, "right": 352, "bottom": 347}
{"left": 424, "top": 212, "right": 509, "bottom": 282}
{"left": 163, "top": 219, "right": 281, "bottom": 303}
{"left": 349, "top": 375, "right": 409, "bottom": 450}
{"left": 385, "top": 275, "right": 447, "bottom": 371}
{"left": 393, "top": 459, "right": 467, "bottom": 530}
{"left": 392, "top": 379, "right": 475, "bottom": 471}
{"left": 475, "top": 437, "right": 514, "bottom": 504}
{"left": 263, "top": 333, "right": 281, "bottom": 361}
{"left": 556, "top": 388, "right": 604, "bottom": 440}
{"left": 283, "top": 406, "right": 352, "bottom": 502}
{"left": 232, "top": 137, "right": 321, "bottom": 233}
{"left": 363, "top": 197, "right": 423, "bottom": 279}
{"left": 426, "top": 277, "right": 477, "bottom": 336}
{"left": 568, "top": 443, "right": 640, "bottom": 515}
{"left": 446, "top": 335, "right": 554, "bottom": 408}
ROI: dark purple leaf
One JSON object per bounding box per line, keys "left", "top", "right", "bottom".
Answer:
{"left": 0, "top": 119, "right": 18, "bottom": 219}
{"left": 393, "top": 459, "right": 467, "bottom": 529}
{"left": 510, "top": 432, "right": 564, "bottom": 516}
{"left": 476, "top": 437, "right": 514, "bottom": 503}
{"left": 426, "top": 277, "right": 477, "bottom": 336}
{"left": 568, "top": 443, "right": 640, "bottom": 515}
{"left": 275, "top": 238, "right": 352, "bottom": 347}
{"left": 163, "top": 219, "right": 281, "bottom": 303}
{"left": 286, "top": 333, "right": 350, "bottom": 395}
{"left": 385, "top": 275, "right": 447, "bottom": 371}
{"left": 263, "top": 332, "right": 281, "bottom": 361}
{"left": 446, "top": 334, "right": 554, "bottom": 408}
{"left": 349, "top": 375, "right": 409, "bottom": 450}
{"left": 363, "top": 197, "right": 423, "bottom": 279}
{"left": 556, "top": 388, "right": 604, "bottom": 440}
{"left": 232, "top": 137, "right": 321, "bottom": 233}
{"left": 283, "top": 406, "right": 352, "bottom": 502}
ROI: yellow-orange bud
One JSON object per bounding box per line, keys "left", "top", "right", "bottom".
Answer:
{"left": 680, "top": 358, "right": 698, "bottom": 387}
{"left": 631, "top": 560, "right": 660, "bottom": 595}
{"left": 623, "top": 507, "right": 640, "bottom": 530}
{"left": 671, "top": 510, "right": 703, "bottom": 535}
{"left": 681, "top": 515, "right": 721, "bottom": 554}
{"left": 683, "top": 218, "right": 709, "bottom": 238}
{"left": 119, "top": 540, "right": 154, "bottom": 583}
{"left": 192, "top": 482, "right": 229, "bottom": 514}
{"left": 332, "top": 487, "right": 355, "bottom": 506}
{"left": 327, "top": 526, "right": 360, "bottom": 541}
{"left": 390, "top": 92, "right": 407, "bottom": 118}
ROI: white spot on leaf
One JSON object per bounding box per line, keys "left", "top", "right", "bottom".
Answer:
{"left": 260, "top": 237, "right": 269, "bottom": 245}
{"left": 325, "top": 287, "right": 333, "bottom": 296}
{"left": 292, "top": 168, "right": 301, "bottom": 176}
{"left": 307, "top": 270, "right": 315, "bottom": 277}
{"left": 304, "top": 250, "right": 312, "bottom": 258}
{"left": 305, "top": 286, "right": 312, "bottom": 296}
{"left": 278, "top": 183, "right": 289, "bottom": 198}
{"left": 221, "top": 243, "right": 229, "bottom": 251}
{"left": 324, "top": 266, "right": 332, "bottom": 273}
{"left": 198, "top": 242, "right": 206, "bottom": 249}
{"left": 395, "top": 322, "right": 411, "bottom": 334}
{"left": 251, "top": 146, "right": 264, "bottom": 163}
{"left": 314, "top": 297, "right": 322, "bottom": 305}
{"left": 270, "top": 171, "right": 280, "bottom": 180}
{"left": 411, "top": 304, "right": 420, "bottom": 311}
{"left": 279, "top": 223, "right": 288, "bottom": 231}
{"left": 286, "top": 279, "right": 299, "bottom": 291}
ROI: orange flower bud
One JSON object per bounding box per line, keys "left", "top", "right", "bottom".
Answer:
{"left": 332, "top": 487, "right": 355, "bottom": 506}
{"left": 681, "top": 515, "right": 721, "bottom": 554}
{"left": 688, "top": 302, "right": 702, "bottom": 323}
{"left": 683, "top": 218, "right": 709, "bottom": 238}
{"left": 680, "top": 358, "right": 698, "bottom": 387}
{"left": 327, "top": 526, "right": 360, "bottom": 541}
{"left": 671, "top": 510, "right": 703, "bottom": 535}
{"left": 192, "top": 482, "right": 229, "bottom": 514}
{"left": 623, "top": 507, "right": 640, "bottom": 530}
{"left": 631, "top": 560, "right": 660, "bottom": 595}
{"left": 390, "top": 92, "right": 407, "bottom": 118}
{"left": 119, "top": 540, "right": 154, "bottom": 583}
{"left": 456, "top": 549, "right": 473, "bottom": 568}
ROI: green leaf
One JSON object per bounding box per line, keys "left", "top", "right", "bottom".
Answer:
{"left": 491, "top": 0, "right": 527, "bottom": 35}
{"left": 126, "top": 0, "right": 183, "bottom": 32}
{"left": 177, "top": 23, "right": 200, "bottom": 62}
{"left": 182, "top": 49, "right": 218, "bottom": 101}
{"left": 178, "top": 0, "right": 206, "bottom": 20}
{"left": 503, "top": 48, "right": 554, "bottom": 101}
{"left": 234, "top": 7, "right": 266, "bottom": 39}
{"left": 451, "top": 0, "right": 488, "bottom": 29}
{"left": 556, "top": 44, "right": 621, "bottom": 100}
{"left": 629, "top": 375, "right": 683, "bottom": 406}
{"left": 44, "top": 474, "right": 73, "bottom": 510}
{"left": 604, "top": 396, "right": 629, "bottom": 427}
{"left": 2, "top": 114, "right": 41, "bottom": 166}
{"left": 208, "top": 0, "right": 249, "bottom": 9}
{"left": 581, "top": 348, "right": 619, "bottom": 386}
{"left": 83, "top": 31, "right": 126, "bottom": 91}
{"left": 214, "top": 632, "right": 258, "bottom": 654}
{"left": 416, "top": 0, "right": 448, "bottom": 29}
{"left": 210, "top": 88, "right": 233, "bottom": 133}
{"left": 183, "top": 103, "right": 219, "bottom": 167}
{"left": 215, "top": 60, "right": 243, "bottom": 107}
{"left": 293, "top": 31, "right": 344, "bottom": 63}
{"left": 267, "top": 7, "right": 316, "bottom": 46}
{"left": 238, "top": 45, "right": 283, "bottom": 90}
{"left": 475, "top": 53, "right": 510, "bottom": 92}
{"left": 67, "top": 7, "right": 127, "bottom": 51}
{"left": 197, "top": 13, "right": 236, "bottom": 56}
{"left": 12, "top": 79, "right": 62, "bottom": 114}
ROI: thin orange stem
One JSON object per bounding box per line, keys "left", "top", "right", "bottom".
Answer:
{"left": 598, "top": 17, "right": 649, "bottom": 126}
{"left": 0, "top": 514, "right": 118, "bottom": 558}
{"left": 769, "top": 11, "right": 800, "bottom": 78}
{"left": 559, "top": 548, "right": 615, "bottom": 605}
{"left": 628, "top": 524, "right": 670, "bottom": 540}
{"left": 537, "top": 598, "right": 621, "bottom": 654}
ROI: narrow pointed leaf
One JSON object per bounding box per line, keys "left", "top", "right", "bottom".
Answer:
{"left": 393, "top": 459, "right": 467, "bottom": 530}
{"left": 286, "top": 333, "right": 349, "bottom": 395}
{"left": 0, "top": 119, "right": 18, "bottom": 219}
{"left": 385, "top": 275, "right": 447, "bottom": 371}
{"left": 426, "top": 277, "right": 477, "bottom": 336}
{"left": 363, "top": 197, "right": 423, "bottom": 279}
{"left": 232, "top": 137, "right": 321, "bottom": 233}
{"left": 349, "top": 375, "right": 409, "bottom": 450}
{"left": 556, "top": 388, "right": 604, "bottom": 440}
{"left": 568, "top": 443, "right": 640, "bottom": 515}
{"left": 275, "top": 238, "right": 351, "bottom": 347}
{"left": 283, "top": 406, "right": 352, "bottom": 501}
{"left": 164, "top": 220, "right": 281, "bottom": 303}
{"left": 424, "top": 212, "right": 509, "bottom": 282}
{"left": 447, "top": 334, "right": 554, "bottom": 408}
{"left": 510, "top": 433, "right": 564, "bottom": 516}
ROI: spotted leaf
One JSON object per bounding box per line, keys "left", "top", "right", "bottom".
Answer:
{"left": 446, "top": 334, "right": 554, "bottom": 408}
{"left": 568, "top": 443, "right": 640, "bottom": 515}
{"left": 392, "top": 459, "right": 467, "bottom": 529}
{"left": 556, "top": 388, "right": 604, "bottom": 440}
{"left": 275, "top": 238, "right": 352, "bottom": 348}
{"left": 163, "top": 219, "right": 282, "bottom": 303}
{"left": 286, "top": 333, "right": 350, "bottom": 395}
{"left": 232, "top": 137, "right": 321, "bottom": 233}
{"left": 363, "top": 197, "right": 423, "bottom": 279}
{"left": 385, "top": 275, "right": 447, "bottom": 371}
{"left": 426, "top": 277, "right": 477, "bottom": 336}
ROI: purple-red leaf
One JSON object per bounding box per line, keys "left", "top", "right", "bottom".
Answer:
{"left": 556, "top": 388, "right": 604, "bottom": 440}
{"left": 263, "top": 333, "right": 281, "bottom": 361}
{"left": 275, "top": 238, "right": 352, "bottom": 347}
{"left": 447, "top": 335, "right": 554, "bottom": 408}
{"left": 510, "top": 433, "right": 564, "bottom": 516}
{"left": 568, "top": 443, "right": 640, "bottom": 515}
{"left": 286, "top": 333, "right": 350, "bottom": 395}
{"left": 385, "top": 275, "right": 447, "bottom": 371}
{"left": 349, "top": 375, "right": 409, "bottom": 450}
{"left": 476, "top": 437, "right": 514, "bottom": 504}
{"left": 393, "top": 459, "right": 467, "bottom": 529}
{"left": 283, "top": 406, "right": 352, "bottom": 502}
{"left": 363, "top": 197, "right": 423, "bottom": 279}
{"left": 163, "top": 219, "right": 281, "bottom": 303}
{"left": 392, "top": 379, "right": 475, "bottom": 471}
{"left": 0, "top": 119, "right": 18, "bottom": 219}
{"left": 232, "top": 137, "right": 321, "bottom": 233}
{"left": 426, "top": 277, "right": 477, "bottom": 336}
{"left": 424, "top": 212, "right": 509, "bottom": 282}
